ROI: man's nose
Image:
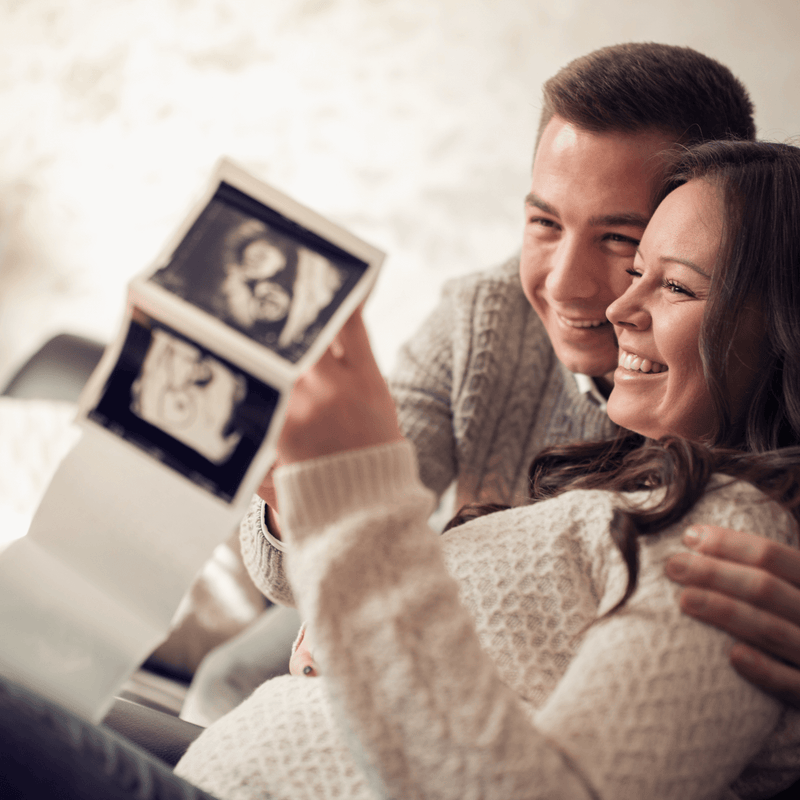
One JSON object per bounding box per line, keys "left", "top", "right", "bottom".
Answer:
{"left": 545, "top": 236, "right": 600, "bottom": 303}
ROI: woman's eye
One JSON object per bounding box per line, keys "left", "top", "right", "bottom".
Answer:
{"left": 663, "top": 280, "right": 695, "bottom": 297}
{"left": 625, "top": 268, "right": 642, "bottom": 278}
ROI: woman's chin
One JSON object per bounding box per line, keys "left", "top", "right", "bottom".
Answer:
{"left": 606, "top": 394, "right": 660, "bottom": 439}
{"left": 606, "top": 397, "right": 712, "bottom": 443}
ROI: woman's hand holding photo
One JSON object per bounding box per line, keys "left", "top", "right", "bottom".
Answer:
{"left": 277, "top": 308, "right": 404, "bottom": 466}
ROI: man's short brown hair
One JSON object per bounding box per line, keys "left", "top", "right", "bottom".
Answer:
{"left": 537, "top": 43, "right": 756, "bottom": 148}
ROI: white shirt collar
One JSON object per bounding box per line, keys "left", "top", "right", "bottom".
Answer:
{"left": 573, "top": 373, "right": 608, "bottom": 412}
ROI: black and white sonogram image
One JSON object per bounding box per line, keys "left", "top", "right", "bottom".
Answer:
{"left": 150, "top": 182, "right": 368, "bottom": 363}
{"left": 88, "top": 312, "right": 280, "bottom": 503}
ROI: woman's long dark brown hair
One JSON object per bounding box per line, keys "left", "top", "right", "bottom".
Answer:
{"left": 526, "top": 435, "right": 800, "bottom": 613}
{"left": 447, "top": 140, "right": 800, "bottom": 613}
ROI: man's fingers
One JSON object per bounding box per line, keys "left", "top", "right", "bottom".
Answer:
{"left": 667, "top": 527, "right": 800, "bottom": 705}
{"left": 666, "top": 551, "right": 800, "bottom": 626}
{"left": 682, "top": 525, "right": 800, "bottom": 586}
{"left": 729, "top": 643, "right": 800, "bottom": 709}
{"left": 678, "top": 587, "right": 800, "bottom": 668}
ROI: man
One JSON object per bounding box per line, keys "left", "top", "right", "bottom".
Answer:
{"left": 186, "top": 43, "right": 800, "bottom": 726}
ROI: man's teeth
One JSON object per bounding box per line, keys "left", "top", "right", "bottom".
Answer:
{"left": 618, "top": 351, "right": 668, "bottom": 374}
{"left": 561, "top": 316, "right": 606, "bottom": 328}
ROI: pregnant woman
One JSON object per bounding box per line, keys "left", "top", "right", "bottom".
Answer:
{"left": 176, "top": 139, "right": 800, "bottom": 799}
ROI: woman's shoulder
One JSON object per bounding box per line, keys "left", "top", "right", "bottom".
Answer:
{"left": 619, "top": 475, "right": 799, "bottom": 552}
{"left": 443, "top": 489, "right": 621, "bottom": 556}
{"left": 442, "top": 475, "right": 799, "bottom": 566}
{"left": 513, "top": 477, "right": 797, "bottom": 549}
{"left": 686, "top": 475, "right": 799, "bottom": 548}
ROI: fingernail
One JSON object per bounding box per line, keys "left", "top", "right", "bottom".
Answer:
{"left": 665, "top": 553, "right": 689, "bottom": 579}
{"left": 682, "top": 589, "right": 708, "bottom": 614}
{"left": 682, "top": 527, "right": 706, "bottom": 549}
{"left": 731, "top": 644, "right": 756, "bottom": 668}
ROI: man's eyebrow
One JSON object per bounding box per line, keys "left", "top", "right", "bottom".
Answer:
{"left": 525, "top": 193, "right": 649, "bottom": 229}
{"left": 635, "top": 246, "right": 711, "bottom": 278}
{"left": 588, "top": 212, "right": 650, "bottom": 229}
{"left": 525, "top": 192, "right": 556, "bottom": 216}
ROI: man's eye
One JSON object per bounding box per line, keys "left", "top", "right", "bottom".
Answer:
{"left": 608, "top": 233, "right": 639, "bottom": 244}
{"left": 604, "top": 233, "right": 639, "bottom": 256}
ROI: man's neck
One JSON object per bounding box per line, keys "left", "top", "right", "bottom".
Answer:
{"left": 593, "top": 372, "right": 615, "bottom": 399}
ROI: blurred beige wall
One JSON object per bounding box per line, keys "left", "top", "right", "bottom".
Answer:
{"left": 1, "top": 0, "right": 799, "bottom": 381}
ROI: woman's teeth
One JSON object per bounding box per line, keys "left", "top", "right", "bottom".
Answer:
{"left": 618, "top": 350, "right": 668, "bottom": 374}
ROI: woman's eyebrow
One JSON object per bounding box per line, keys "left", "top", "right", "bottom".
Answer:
{"left": 635, "top": 246, "right": 711, "bottom": 278}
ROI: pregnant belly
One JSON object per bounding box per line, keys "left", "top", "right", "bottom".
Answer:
{"left": 175, "top": 674, "right": 377, "bottom": 800}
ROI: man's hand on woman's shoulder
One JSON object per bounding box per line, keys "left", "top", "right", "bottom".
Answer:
{"left": 666, "top": 525, "right": 800, "bottom": 706}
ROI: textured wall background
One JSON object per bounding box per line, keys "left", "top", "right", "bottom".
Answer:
{"left": 1, "top": 0, "right": 799, "bottom": 382}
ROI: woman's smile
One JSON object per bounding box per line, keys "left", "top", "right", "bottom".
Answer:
{"left": 616, "top": 349, "right": 668, "bottom": 375}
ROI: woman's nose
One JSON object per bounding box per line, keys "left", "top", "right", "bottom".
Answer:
{"left": 606, "top": 286, "right": 651, "bottom": 330}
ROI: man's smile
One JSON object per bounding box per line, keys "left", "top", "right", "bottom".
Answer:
{"left": 556, "top": 313, "right": 610, "bottom": 329}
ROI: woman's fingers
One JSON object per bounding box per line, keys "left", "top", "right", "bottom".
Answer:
{"left": 328, "top": 304, "right": 374, "bottom": 364}
{"left": 256, "top": 463, "right": 279, "bottom": 506}
{"left": 289, "top": 626, "right": 319, "bottom": 677}
{"left": 277, "top": 309, "right": 403, "bottom": 464}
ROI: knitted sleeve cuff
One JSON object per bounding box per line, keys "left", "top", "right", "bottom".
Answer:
{"left": 273, "top": 440, "right": 429, "bottom": 539}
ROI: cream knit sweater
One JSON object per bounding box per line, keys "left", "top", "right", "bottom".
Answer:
{"left": 176, "top": 441, "right": 800, "bottom": 800}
